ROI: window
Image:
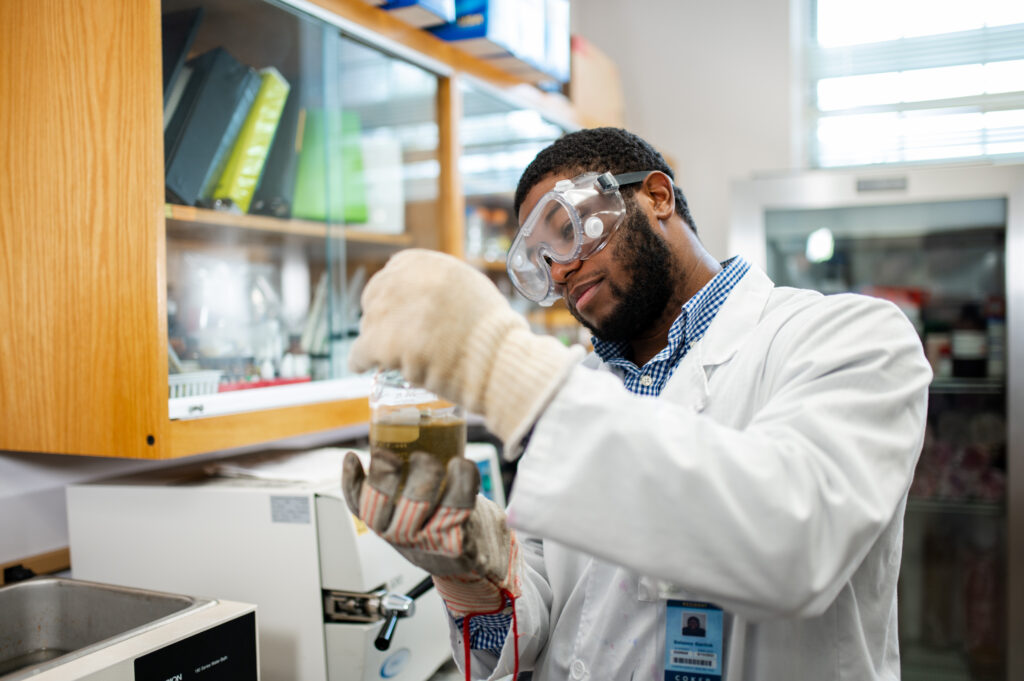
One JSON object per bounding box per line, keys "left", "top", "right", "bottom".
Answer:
{"left": 807, "top": 0, "right": 1024, "bottom": 167}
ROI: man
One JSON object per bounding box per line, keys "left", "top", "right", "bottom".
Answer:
{"left": 343, "top": 127, "right": 931, "bottom": 680}
{"left": 683, "top": 616, "right": 706, "bottom": 638}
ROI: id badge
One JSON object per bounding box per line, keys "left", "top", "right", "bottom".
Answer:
{"left": 663, "top": 600, "right": 724, "bottom": 681}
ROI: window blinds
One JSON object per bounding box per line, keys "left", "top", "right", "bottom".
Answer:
{"left": 808, "top": 2, "right": 1024, "bottom": 167}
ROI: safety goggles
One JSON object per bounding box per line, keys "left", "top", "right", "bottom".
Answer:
{"left": 507, "top": 171, "right": 652, "bottom": 306}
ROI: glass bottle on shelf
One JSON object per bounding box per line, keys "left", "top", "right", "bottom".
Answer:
{"left": 951, "top": 303, "right": 988, "bottom": 379}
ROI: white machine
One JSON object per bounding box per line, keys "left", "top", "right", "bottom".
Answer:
{"left": 66, "top": 444, "right": 503, "bottom": 681}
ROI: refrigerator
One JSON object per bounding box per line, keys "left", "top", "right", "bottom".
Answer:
{"left": 730, "top": 163, "right": 1024, "bottom": 681}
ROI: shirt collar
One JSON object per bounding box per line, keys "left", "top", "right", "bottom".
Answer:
{"left": 593, "top": 256, "right": 750, "bottom": 370}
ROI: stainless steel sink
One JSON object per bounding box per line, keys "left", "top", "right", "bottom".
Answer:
{"left": 0, "top": 576, "right": 212, "bottom": 679}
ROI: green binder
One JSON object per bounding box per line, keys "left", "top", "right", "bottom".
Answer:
{"left": 291, "top": 109, "right": 368, "bottom": 224}
{"left": 211, "top": 67, "right": 291, "bottom": 214}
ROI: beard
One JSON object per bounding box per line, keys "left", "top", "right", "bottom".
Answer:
{"left": 567, "top": 205, "right": 681, "bottom": 342}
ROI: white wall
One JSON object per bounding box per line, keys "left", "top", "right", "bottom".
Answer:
{"left": 571, "top": 0, "right": 800, "bottom": 260}
{"left": 0, "top": 427, "right": 362, "bottom": 567}
{"left": 0, "top": 453, "right": 171, "bottom": 565}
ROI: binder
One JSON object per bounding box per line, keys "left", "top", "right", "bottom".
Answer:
{"left": 210, "top": 67, "right": 291, "bottom": 214}
{"left": 163, "top": 63, "right": 192, "bottom": 132}
{"left": 250, "top": 82, "right": 304, "bottom": 218}
{"left": 161, "top": 7, "right": 204, "bottom": 106}
{"left": 291, "top": 110, "right": 368, "bottom": 224}
{"left": 164, "top": 47, "right": 261, "bottom": 206}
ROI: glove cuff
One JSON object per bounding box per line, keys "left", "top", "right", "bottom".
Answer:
{"left": 433, "top": 531, "right": 522, "bottom": 617}
{"left": 433, "top": 574, "right": 505, "bottom": 616}
{"left": 457, "top": 310, "right": 529, "bottom": 415}
{"left": 484, "top": 327, "right": 584, "bottom": 452}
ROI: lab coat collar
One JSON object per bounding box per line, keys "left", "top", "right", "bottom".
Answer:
{"left": 656, "top": 264, "right": 775, "bottom": 412}
{"left": 692, "top": 263, "right": 775, "bottom": 368}
{"left": 580, "top": 263, "right": 775, "bottom": 375}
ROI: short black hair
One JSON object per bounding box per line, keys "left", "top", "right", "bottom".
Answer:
{"left": 514, "top": 127, "right": 697, "bottom": 232}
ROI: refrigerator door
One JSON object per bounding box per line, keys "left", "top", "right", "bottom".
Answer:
{"left": 730, "top": 164, "right": 1024, "bottom": 681}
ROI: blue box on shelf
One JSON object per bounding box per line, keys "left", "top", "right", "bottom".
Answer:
{"left": 429, "top": 0, "right": 519, "bottom": 58}
{"left": 429, "top": 0, "right": 569, "bottom": 84}
{"left": 380, "top": 0, "right": 456, "bottom": 27}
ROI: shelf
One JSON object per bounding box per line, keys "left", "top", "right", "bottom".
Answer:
{"left": 165, "top": 204, "right": 415, "bottom": 249}
{"left": 169, "top": 394, "right": 370, "bottom": 458}
{"left": 929, "top": 378, "right": 1004, "bottom": 395}
{"left": 308, "top": 0, "right": 588, "bottom": 130}
{"left": 467, "top": 257, "right": 508, "bottom": 273}
{"left": 527, "top": 306, "right": 578, "bottom": 328}
{"left": 906, "top": 498, "right": 1004, "bottom": 517}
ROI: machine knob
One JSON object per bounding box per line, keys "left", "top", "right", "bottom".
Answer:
{"left": 374, "top": 577, "right": 435, "bottom": 651}
{"left": 375, "top": 613, "right": 401, "bottom": 651}
{"left": 381, "top": 592, "right": 416, "bottom": 618}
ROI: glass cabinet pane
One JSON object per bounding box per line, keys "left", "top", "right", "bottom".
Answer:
{"left": 162, "top": 0, "right": 438, "bottom": 418}
{"left": 328, "top": 29, "right": 439, "bottom": 378}
{"left": 458, "top": 80, "right": 583, "bottom": 345}
{"left": 765, "top": 199, "right": 1008, "bottom": 681}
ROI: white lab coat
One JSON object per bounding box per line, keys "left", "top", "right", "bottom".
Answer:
{"left": 448, "top": 265, "right": 931, "bottom": 681}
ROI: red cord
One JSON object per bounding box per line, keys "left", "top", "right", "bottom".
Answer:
{"left": 460, "top": 590, "right": 519, "bottom": 681}
{"left": 505, "top": 588, "right": 520, "bottom": 680}
{"left": 462, "top": 616, "right": 472, "bottom": 681}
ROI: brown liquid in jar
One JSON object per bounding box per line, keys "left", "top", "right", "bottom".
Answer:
{"left": 369, "top": 417, "right": 467, "bottom": 467}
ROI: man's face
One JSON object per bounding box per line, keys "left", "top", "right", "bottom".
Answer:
{"left": 517, "top": 173, "right": 680, "bottom": 342}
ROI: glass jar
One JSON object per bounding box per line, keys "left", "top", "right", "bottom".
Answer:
{"left": 369, "top": 370, "right": 466, "bottom": 468}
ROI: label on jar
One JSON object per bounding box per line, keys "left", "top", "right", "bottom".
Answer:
{"left": 951, "top": 330, "right": 986, "bottom": 359}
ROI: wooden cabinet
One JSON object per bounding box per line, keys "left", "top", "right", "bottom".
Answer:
{"left": 0, "top": 0, "right": 587, "bottom": 459}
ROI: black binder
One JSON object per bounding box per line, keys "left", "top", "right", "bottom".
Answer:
{"left": 161, "top": 7, "right": 204, "bottom": 106}
{"left": 164, "top": 47, "right": 261, "bottom": 206}
{"left": 249, "top": 82, "right": 302, "bottom": 218}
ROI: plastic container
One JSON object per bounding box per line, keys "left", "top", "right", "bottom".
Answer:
{"left": 167, "top": 371, "right": 222, "bottom": 398}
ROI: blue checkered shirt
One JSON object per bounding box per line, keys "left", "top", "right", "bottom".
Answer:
{"left": 455, "top": 257, "right": 750, "bottom": 652}
{"left": 594, "top": 256, "right": 749, "bottom": 395}
{"left": 452, "top": 598, "right": 516, "bottom": 653}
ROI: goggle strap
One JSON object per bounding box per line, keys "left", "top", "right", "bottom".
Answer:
{"left": 611, "top": 171, "right": 655, "bottom": 188}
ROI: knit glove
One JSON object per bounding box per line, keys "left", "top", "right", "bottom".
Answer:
{"left": 343, "top": 450, "right": 521, "bottom": 616}
{"left": 349, "top": 249, "right": 584, "bottom": 448}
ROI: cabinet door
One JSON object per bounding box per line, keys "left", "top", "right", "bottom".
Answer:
{"left": 0, "top": 1, "right": 167, "bottom": 458}
{"left": 162, "top": 0, "right": 439, "bottom": 427}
